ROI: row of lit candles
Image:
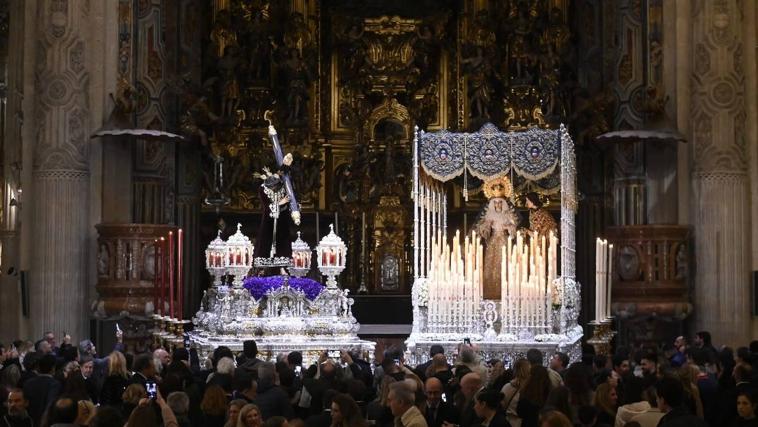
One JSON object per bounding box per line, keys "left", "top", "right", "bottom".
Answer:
{"left": 206, "top": 249, "right": 254, "bottom": 268}
{"left": 500, "top": 230, "right": 558, "bottom": 332}
{"left": 427, "top": 230, "right": 483, "bottom": 333}
{"left": 154, "top": 229, "right": 183, "bottom": 320}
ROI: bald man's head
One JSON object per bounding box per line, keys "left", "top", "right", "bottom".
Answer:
{"left": 425, "top": 377, "right": 444, "bottom": 405}
{"left": 460, "top": 372, "right": 482, "bottom": 399}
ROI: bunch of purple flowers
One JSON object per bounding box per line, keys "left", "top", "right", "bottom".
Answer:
{"left": 242, "top": 275, "right": 324, "bottom": 300}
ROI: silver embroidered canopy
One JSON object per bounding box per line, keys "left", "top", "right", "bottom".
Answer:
{"left": 419, "top": 123, "right": 561, "bottom": 183}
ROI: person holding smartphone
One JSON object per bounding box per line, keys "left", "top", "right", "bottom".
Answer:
{"left": 126, "top": 387, "right": 179, "bottom": 427}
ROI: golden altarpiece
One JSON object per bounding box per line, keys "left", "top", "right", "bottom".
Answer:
{"left": 187, "top": 0, "right": 607, "bottom": 299}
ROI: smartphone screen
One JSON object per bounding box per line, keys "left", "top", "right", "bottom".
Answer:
{"left": 146, "top": 381, "right": 157, "bottom": 399}
{"left": 328, "top": 350, "right": 340, "bottom": 359}
{"left": 294, "top": 366, "right": 302, "bottom": 376}
{"left": 464, "top": 338, "right": 471, "bottom": 345}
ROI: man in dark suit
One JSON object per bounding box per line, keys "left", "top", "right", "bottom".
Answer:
{"left": 130, "top": 353, "right": 156, "bottom": 389}
{"left": 22, "top": 354, "right": 60, "bottom": 426}
{"left": 450, "top": 373, "right": 483, "bottom": 427}
{"left": 425, "top": 377, "right": 457, "bottom": 427}
{"left": 305, "top": 389, "right": 336, "bottom": 427}
{"left": 414, "top": 345, "right": 446, "bottom": 381}
{"left": 656, "top": 376, "right": 708, "bottom": 427}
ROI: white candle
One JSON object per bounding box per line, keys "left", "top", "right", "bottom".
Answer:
{"left": 595, "top": 238, "right": 601, "bottom": 321}
{"left": 599, "top": 239, "right": 605, "bottom": 321}
{"left": 607, "top": 243, "right": 614, "bottom": 319}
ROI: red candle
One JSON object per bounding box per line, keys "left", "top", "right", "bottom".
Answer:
{"left": 153, "top": 239, "right": 159, "bottom": 315}
{"left": 322, "top": 251, "right": 327, "bottom": 266}
{"left": 330, "top": 249, "right": 336, "bottom": 266}
{"left": 177, "top": 228, "right": 183, "bottom": 320}
{"left": 159, "top": 237, "right": 166, "bottom": 316}
{"left": 168, "top": 231, "right": 175, "bottom": 319}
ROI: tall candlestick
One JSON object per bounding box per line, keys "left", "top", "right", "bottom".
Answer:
{"left": 168, "top": 231, "right": 175, "bottom": 319}
{"left": 607, "top": 243, "right": 614, "bottom": 319}
{"left": 595, "top": 237, "right": 603, "bottom": 321}
{"left": 361, "top": 212, "right": 366, "bottom": 289}
{"left": 159, "top": 237, "right": 166, "bottom": 316}
{"left": 153, "top": 239, "right": 159, "bottom": 316}
{"left": 177, "top": 229, "right": 183, "bottom": 320}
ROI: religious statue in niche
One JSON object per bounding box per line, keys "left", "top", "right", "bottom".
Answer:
{"left": 273, "top": 47, "right": 314, "bottom": 126}
{"left": 461, "top": 45, "right": 492, "bottom": 123}
{"left": 217, "top": 45, "right": 242, "bottom": 117}
{"left": 283, "top": 12, "right": 312, "bottom": 58}
{"left": 462, "top": 10, "right": 496, "bottom": 124}
{"left": 475, "top": 177, "right": 520, "bottom": 299}
{"left": 524, "top": 192, "right": 557, "bottom": 237}
{"left": 381, "top": 255, "right": 400, "bottom": 290}
{"left": 506, "top": 2, "right": 537, "bottom": 82}
{"left": 98, "top": 244, "right": 109, "bottom": 277}
{"left": 209, "top": 9, "right": 238, "bottom": 60}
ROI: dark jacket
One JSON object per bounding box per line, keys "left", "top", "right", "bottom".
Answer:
{"left": 657, "top": 406, "right": 709, "bottom": 427}
{"left": 255, "top": 378, "right": 294, "bottom": 420}
{"left": 366, "top": 402, "right": 393, "bottom": 427}
{"left": 235, "top": 356, "right": 263, "bottom": 378}
{"left": 304, "top": 410, "right": 332, "bottom": 427}
{"left": 22, "top": 374, "right": 61, "bottom": 427}
{"left": 515, "top": 398, "right": 540, "bottom": 427}
{"left": 734, "top": 418, "right": 758, "bottom": 427}
{"left": 459, "top": 398, "right": 482, "bottom": 427}
{"left": 425, "top": 400, "right": 458, "bottom": 427}
{"left": 201, "top": 413, "right": 226, "bottom": 427}
{"left": 99, "top": 374, "right": 130, "bottom": 406}
{"left": 480, "top": 411, "right": 510, "bottom": 427}
{"left": 1, "top": 413, "right": 34, "bottom": 427}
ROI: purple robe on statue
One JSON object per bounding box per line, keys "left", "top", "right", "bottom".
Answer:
{"left": 254, "top": 184, "right": 293, "bottom": 261}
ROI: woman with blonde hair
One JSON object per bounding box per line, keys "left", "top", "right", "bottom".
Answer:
{"left": 236, "top": 403, "right": 263, "bottom": 427}
{"left": 201, "top": 385, "right": 229, "bottom": 427}
{"left": 678, "top": 365, "right": 704, "bottom": 418}
{"left": 121, "top": 383, "right": 146, "bottom": 418}
{"left": 502, "top": 358, "right": 531, "bottom": 427}
{"left": 366, "top": 376, "right": 396, "bottom": 427}
{"left": 225, "top": 399, "right": 248, "bottom": 427}
{"left": 593, "top": 383, "right": 618, "bottom": 425}
{"left": 99, "top": 351, "right": 130, "bottom": 406}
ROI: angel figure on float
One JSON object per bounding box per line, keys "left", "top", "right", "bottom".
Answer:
{"left": 474, "top": 176, "right": 520, "bottom": 299}
{"left": 524, "top": 192, "right": 558, "bottom": 237}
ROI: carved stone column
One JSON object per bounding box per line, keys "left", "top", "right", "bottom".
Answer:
{"left": 28, "top": 0, "right": 92, "bottom": 340}
{"left": 690, "top": 0, "right": 751, "bottom": 345}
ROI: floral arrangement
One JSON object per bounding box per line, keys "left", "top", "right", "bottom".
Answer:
{"left": 411, "top": 278, "right": 429, "bottom": 307}
{"left": 242, "top": 275, "right": 324, "bottom": 300}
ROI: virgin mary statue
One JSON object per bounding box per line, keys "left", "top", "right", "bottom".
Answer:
{"left": 475, "top": 177, "right": 520, "bottom": 299}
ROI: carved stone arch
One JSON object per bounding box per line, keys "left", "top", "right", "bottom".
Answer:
{"left": 364, "top": 98, "right": 412, "bottom": 144}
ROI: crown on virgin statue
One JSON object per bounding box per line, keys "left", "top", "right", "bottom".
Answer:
{"left": 482, "top": 176, "right": 513, "bottom": 199}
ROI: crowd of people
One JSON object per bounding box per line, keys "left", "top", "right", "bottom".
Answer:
{"left": 0, "top": 330, "right": 757, "bottom": 427}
